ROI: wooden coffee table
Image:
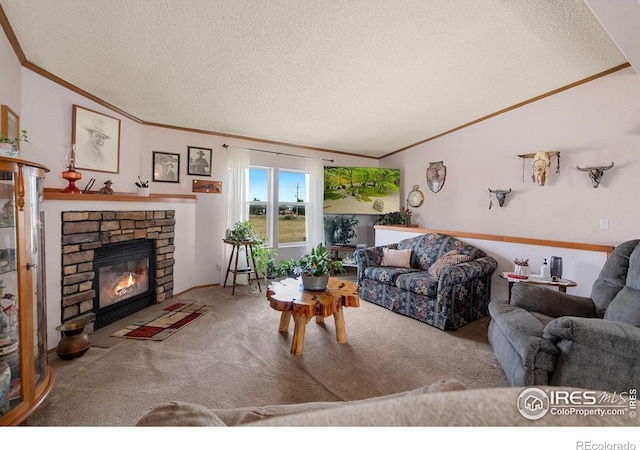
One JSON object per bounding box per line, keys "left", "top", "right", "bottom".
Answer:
{"left": 266, "top": 277, "right": 359, "bottom": 355}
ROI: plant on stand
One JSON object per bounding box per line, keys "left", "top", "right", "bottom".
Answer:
{"left": 225, "top": 220, "right": 264, "bottom": 290}
{"left": 324, "top": 215, "right": 359, "bottom": 247}
{"left": 228, "top": 220, "right": 261, "bottom": 242}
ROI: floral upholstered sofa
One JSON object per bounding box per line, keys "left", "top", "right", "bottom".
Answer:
{"left": 354, "top": 233, "right": 498, "bottom": 330}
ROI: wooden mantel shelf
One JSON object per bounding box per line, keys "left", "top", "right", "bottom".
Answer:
{"left": 43, "top": 188, "right": 197, "bottom": 203}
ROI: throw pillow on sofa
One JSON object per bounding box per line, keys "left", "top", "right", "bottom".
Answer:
{"left": 428, "top": 250, "right": 472, "bottom": 278}
{"left": 381, "top": 248, "right": 412, "bottom": 268}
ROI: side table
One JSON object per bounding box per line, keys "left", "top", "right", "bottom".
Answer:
{"left": 500, "top": 272, "right": 577, "bottom": 302}
{"left": 223, "top": 239, "right": 262, "bottom": 295}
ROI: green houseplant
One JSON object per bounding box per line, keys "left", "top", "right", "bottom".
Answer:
{"left": 324, "top": 215, "right": 359, "bottom": 247}
{"left": 227, "top": 220, "right": 261, "bottom": 242}
{"left": 253, "top": 240, "right": 286, "bottom": 280}
{"left": 295, "top": 243, "right": 344, "bottom": 290}
{"left": 374, "top": 207, "right": 412, "bottom": 226}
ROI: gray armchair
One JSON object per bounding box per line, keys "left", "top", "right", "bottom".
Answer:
{"left": 488, "top": 239, "right": 640, "bottom": 392}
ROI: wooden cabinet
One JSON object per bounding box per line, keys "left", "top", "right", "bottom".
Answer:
{"left": 0, "top": 156, "right": 53, "bottom": 425}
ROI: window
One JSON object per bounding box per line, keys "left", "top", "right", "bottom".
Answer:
{"left": 249, "top": 167, "right": 308, "bottom": 246}
{"left": 278, "top": 170, "right": 307, "bottom": 244}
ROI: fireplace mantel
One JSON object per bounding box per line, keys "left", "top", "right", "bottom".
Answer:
{"left": 44, "top": 188, "right": 197, "bottom": 203}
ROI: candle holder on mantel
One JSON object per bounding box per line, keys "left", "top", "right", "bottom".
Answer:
{"left": 61, "top": 144, "right": 82, "bottom": 194}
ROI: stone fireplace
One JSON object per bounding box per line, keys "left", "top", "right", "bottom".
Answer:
{"left": 61, "top": 210, "right": 176, "bottom": 329}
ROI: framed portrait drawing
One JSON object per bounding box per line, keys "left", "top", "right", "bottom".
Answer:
{"left": 72, "top": 105, "right": 121, "bottom": 173}
{"left": 187, "top": 146, "right": 212, "bottom": 176}
{"left": 153, "top": 151, "right": 180, "bottom": 183}
{"left": 1, "top": 105, "right": 20, "bottom": 148}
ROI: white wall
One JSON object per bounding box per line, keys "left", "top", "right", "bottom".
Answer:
{"left": 0, "top": 23, "right": 21, "bottom": 115}
{"left": 382, "top": 67, "right": 640, "bottom": 248}
{"left": 42, "top": 199, "right": 197, "bottom": 348}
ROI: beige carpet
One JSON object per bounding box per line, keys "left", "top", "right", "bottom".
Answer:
{"left": 28, "top": 278, "right": 509, "bottom": 426}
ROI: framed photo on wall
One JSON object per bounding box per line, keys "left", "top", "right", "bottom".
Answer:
{"left": 153, "top": 151, "right": 180, "bottom": 183}
{"left": 187, "top": 146, "right": 212, "bottom": 176}
{"left": 72, "top": 105, "right": 121, "bottom": 173}
{"left": 1, "top": 105, "right": 20, "bottom": 148}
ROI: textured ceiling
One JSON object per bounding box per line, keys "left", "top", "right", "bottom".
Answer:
{"left": 0, "top": 0, "right": 629, "bottom": 158}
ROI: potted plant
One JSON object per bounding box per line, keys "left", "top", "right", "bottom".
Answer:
{"left": 324, "top": 215, "right": 359, "bottom": 247}
{"left": 253, "top": 240, "right": 285, "bottom": 281}
{"left": 277, "top": 258, "right": 299, "bottom": 278}
{"left": 295, "top": 242, "right": 345, "bottom": 291}
{"left": 0, "top": 130, "right": 28, "bottom": 158}
{"left": 374, "top": 207, "right": 412, "bottom": 226}
{"left": 227, "top": 220, "right": 261, "bottom": 242}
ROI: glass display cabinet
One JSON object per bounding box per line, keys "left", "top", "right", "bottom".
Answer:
{"left": 0, "top": 156, "right": 53, "bottom": 425}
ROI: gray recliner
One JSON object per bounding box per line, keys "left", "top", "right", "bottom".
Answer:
{"left": 488, "top": 239, "right": 640, "bottom": 392}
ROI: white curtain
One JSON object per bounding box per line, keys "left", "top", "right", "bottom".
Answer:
{"left": 222, "top": 146, "right": 251, "bottom": 284}
{"left": 225, "top": 146, "right": 250, "bottom": 227}
{"left": 305, "top": 157, "right": 325, "bottom": 252}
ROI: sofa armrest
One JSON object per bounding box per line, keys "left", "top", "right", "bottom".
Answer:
{"left": 543, "top": 316, "right": 640, "bottom": 359}
{"left": 542, "top": 316, "right": 640, "bottom": 391}
{"left": 488, "top": 299, "right": 560, "bottom": 369}
{"left": 354, "top": 244, "right": 396, "bottom": 281}
{"left": 438, "top": 256, "right": 498, "bottom": 288}
{"left": 511, "top": 283, "right": 597, "bottom": 318}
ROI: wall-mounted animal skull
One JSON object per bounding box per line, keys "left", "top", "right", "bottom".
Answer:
{"left": 531, "top": 152, "right": 551, "bottom": 186}
{"left": 576, "top": 162, "right": 614, "bottom": 188}
{"left": 488, "top": 188, "right": 512, "bottom": 209}
{"left": 518, "top": 151, "right": 561, "bottom": 186}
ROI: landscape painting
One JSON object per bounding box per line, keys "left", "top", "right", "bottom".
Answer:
{"left": 324, "top": 167, "right": 401, "bottom": 215}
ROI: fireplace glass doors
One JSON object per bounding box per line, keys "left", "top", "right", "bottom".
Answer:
{"left": 98, "top": 258, "right": 150, "bottom": 308}
{"left": 92, "top": 239, "right": 155, "bottom": 329}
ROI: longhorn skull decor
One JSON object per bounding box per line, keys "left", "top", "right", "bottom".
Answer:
{"left": 518, "top": 151, "right": 561, "bottom": 186}
{"left": 488, "top": 188, "right": 512, "bottom": 209}
{"left": 576, "top": 162, "right": 614, "bottom": 188}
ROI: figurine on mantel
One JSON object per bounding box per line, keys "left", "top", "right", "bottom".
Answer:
{"left": 99, "top": 180, "right": 114, "bottom": 195}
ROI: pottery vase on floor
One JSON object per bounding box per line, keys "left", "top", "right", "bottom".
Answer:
{"left": 55, "top": 313, "right": 95, "bottom": 360}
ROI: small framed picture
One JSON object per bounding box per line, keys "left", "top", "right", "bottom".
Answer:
{"left": 153, "top": 151, "right": 180, "bottom": 183}
{"left": 72, "top": 105, "right": 121, "bottom": 173}
{"left": 1, "top": 105, "right": 20, "bottom": 148}
{"left": 187, "top": 146, "right": 212, "bottom": 176}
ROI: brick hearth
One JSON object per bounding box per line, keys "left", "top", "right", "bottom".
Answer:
{"left": 60, "top": 210, "right": 176, "bottom": 322}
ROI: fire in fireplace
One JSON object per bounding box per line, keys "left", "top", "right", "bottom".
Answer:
{"left": 92, "top": 239, "right": 156, "bottom": 329}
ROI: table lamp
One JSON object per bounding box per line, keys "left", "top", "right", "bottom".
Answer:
{"left": 62, "top": 144, "right": 82, "bottom": 194}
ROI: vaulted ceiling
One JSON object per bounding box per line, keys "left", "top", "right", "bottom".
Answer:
{"left": 1, "top": 0, "right": 636, "bottom": 158}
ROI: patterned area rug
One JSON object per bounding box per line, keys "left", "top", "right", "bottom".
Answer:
{"left": 111, "top": 302, "right": 214, "bottom": 340}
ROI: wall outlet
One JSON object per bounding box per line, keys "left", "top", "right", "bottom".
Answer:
{"left": 216, "top": 263, "right": 221, "bottom": 270}
{"left": 599, "top": 219, "right": 609, "bottom": 230}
